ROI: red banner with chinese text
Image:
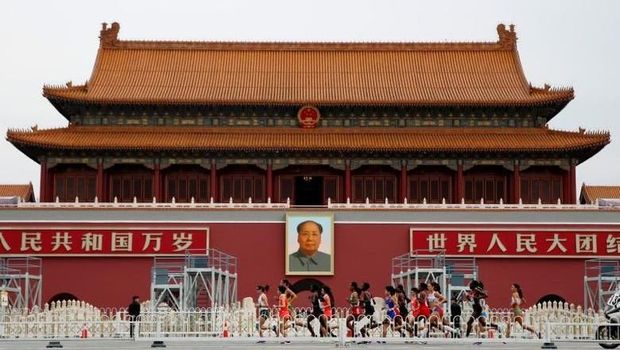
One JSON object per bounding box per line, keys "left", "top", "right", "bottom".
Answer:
{"left": 410, "top": 224, "right": 620, "bottom": 258}
{"left": 0, "top": 224, "right": 209, "bottom": 256}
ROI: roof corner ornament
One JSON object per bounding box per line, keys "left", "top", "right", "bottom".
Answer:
{"left": 497, "top": 23, "right": 517, "bottom": 49}
{"left": 100, "top": 22, "right": 120, "bottom": 47}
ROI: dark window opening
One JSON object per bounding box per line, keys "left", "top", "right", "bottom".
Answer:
{"left": 294, "top": 176, "right": 324, "bottom": 205}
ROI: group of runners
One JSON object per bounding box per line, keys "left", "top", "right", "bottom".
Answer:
{"left": 256, "top": 279, "right": 335, "bottom": 339}
{"left": 255, "top": 278, "right": 539, "bottom": 340}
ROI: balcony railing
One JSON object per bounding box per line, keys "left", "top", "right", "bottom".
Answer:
{"left": 0, "top": 195, "right": 615, "bottom": 210}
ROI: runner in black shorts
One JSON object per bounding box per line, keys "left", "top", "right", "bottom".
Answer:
{"left": 465, "top": 280, "right": 488, "bottom": 337}
{"left": 256, "top": 285, "right": 270, "bottom": 338}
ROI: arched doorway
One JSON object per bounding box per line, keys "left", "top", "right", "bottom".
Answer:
{"left": 536, "top": 294, "right": 566, "bottom": 306}
{"left": 290, "top": 278, "right": 335, "bottom": 307}
{"left": 48, "top": 292, "right": 78, "bottom": 304}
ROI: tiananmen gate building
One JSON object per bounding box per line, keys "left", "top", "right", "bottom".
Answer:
{"left": 1, "top": 22, "right": 618, "bottom": 310}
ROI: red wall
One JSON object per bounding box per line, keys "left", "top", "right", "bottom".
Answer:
{"left": 42, "top": 222, "right": 586, "bottom": 308}
{"left": 478, "top": 258, "right": 584, "bottom": 307}
{"left": 44, "top": 257, "right": 151, "bottom": 307}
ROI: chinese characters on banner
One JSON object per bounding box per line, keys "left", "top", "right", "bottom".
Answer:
{"left": 0, "top": 227, "right": 209, "bottom": 256}
{"left": 410, "top": 225, "right": 620, "bottom": 257}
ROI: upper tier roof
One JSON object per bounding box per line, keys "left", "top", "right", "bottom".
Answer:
{"left": 42, "top": 23, "right": 573, "bottom": 108}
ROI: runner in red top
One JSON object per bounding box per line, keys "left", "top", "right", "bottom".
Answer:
{"left": 407, "top": 287, "right": 421, "bottom": 337}
{"left": 277, "top": 285, "right": 290, "bottom": 338}
{"left": 321, "top": 288, "right": 333, "bottom": 318}
{"left": 418, "top": 291, "right": 431, "bottom": 319}
{"left": 346, "top": 282, "right": 362, "bottom": 337}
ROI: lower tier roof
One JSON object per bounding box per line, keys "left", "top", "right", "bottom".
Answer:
{"left": 6, "top": 125, "right": 609, "bottom": 157}
{"left": 581, "top": 184, "right": 620, "bottom": 203}
{"left": 0, "top": 184, "right": 34, "bottom": 201}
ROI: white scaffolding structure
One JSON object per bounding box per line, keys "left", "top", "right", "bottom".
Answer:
{"left": 445, "top": 258, "right": 478, "bottom": 303}
{"left": 150, "top": 256, "right": 185, "bottom": 311}
{"left": 150, "top": 249, "right": 237, "bottom": 311}
{"left": 391, "top": 250, "right": 477, "bottom": 311}
{"left": 183, "top": 249, "right": 237, "bottom": 309}
{"left": 0, "top": 257, "right": 42, "bottom": 310}
{"left": 584, "top": 258, "right": 620, "bottom": 311}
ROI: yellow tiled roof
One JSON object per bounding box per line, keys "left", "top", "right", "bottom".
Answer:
{"left": 42, "top": 23, "right": 573, "bottom": 107}
{"left": 580, "top": 184, "right": 620, "bottom": 203}
{"left": 0, "top": 184, "right": 34, "bottom": 201}
{"left": 7, "top": 126, "right": 609, "bottom": 153}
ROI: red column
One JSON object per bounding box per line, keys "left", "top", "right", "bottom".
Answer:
{"left": 153, "top": 162, "right": 161, "bottom": 202}
{"left": 344, "top": 161, "right": 351, "bottom": 201}
{"left": 569, "top": 162, "right": 577, "bottom": 204}
{"left": 266, "top": 161, "right": 273, "bottom": 201}
{"left": 563, "top": 168, "right": 571, "bottom": 204}
{"left": 456, "top": 163, "right": 464, "bottom": 203}
{"left": 39, "top": 158, "right": 48, "bottom": 202}
{"left": 400, "top": 162, "right": 407, "bottom": 203}
{"left": 96, "top": 159, "right": 105, "bottom": 201}
{"left": 210, "top": 160, "right": 218, "bottom": 202}
{"left": 512, "top": 162, "right": 521, "bottom": 204}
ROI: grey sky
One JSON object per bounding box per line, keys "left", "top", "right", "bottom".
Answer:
{"left": 1, "top": 0, "right": 618, "bottom": 197}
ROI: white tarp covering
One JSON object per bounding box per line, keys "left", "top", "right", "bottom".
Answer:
{"left": 598, "top": 198, "right": 620, "bottom": 208}
{"left": 0, "top": 196, "right": 19, "bottom": 205}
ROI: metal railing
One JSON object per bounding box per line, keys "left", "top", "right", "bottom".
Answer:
{"left": 0, "top": 300, "right": 617, "bottom": 347}
{"left": 328, "top": 197, "right": 602, "bottom": 210}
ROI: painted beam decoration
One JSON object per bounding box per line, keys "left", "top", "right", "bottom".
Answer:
{"left": 0, "top": 223, "right": 209, "bottom": 256}
{"left": 410, "top": 223, "right": 620, "bottom": 258}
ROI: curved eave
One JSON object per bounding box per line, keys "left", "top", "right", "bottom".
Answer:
{"left": 43, "top": 90, "right": 575, "bottom": 109}
{"left": 6, "top": 128, "right": 609, "bottom": 160}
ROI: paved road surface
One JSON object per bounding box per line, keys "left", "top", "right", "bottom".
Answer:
{"left": 0, "top": 339, "right": 612, "bottom": 350}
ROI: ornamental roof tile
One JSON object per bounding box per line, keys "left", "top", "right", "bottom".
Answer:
{"left": 580, "top": 184, "right": 620, "bottom": 203}
{"left": 0, "top": 183, "right": 35, "bottom": 202}
{"left": 6, "top": 126, "right": 609, "bottom": 155}
{"left": 42, "top": 23, "right": 573, "bottom": 107}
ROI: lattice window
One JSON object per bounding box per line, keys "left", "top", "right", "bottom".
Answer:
{"left": 109, "top": 172, "right": 153, "bottom": 202}
{"left": 165, "top": 170, "right": 209, "bottom": 203}
{"left": 464, "top": 174, "right": 506, "bottom": 204}
{"left": 220, "top": 174, "right": 265, "bottom": 203}
{"left": 521, "top": 174, "right": 563, "bottom": 204}
{"left": 408, "top": 173, "right": 452, "bottom": 204}
{"left": 352, "top": 175, "right": 397, "bottom": 203}
{"left": 53, "top": 167, "right": 96, "bottom": 202}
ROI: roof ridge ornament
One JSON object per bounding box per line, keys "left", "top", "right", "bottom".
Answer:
{"left": 100, "top": 22, "right": 120, "bottom": 47}
{"left": 497, "top": 23, "right": 517, "bottom": 50}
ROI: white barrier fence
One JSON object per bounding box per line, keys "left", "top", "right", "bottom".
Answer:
{"left": 5, "top": 195, "right": 610, "bottom": 211}
{"left": 0, "top": 299, "right": 617, "bottom": 345}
